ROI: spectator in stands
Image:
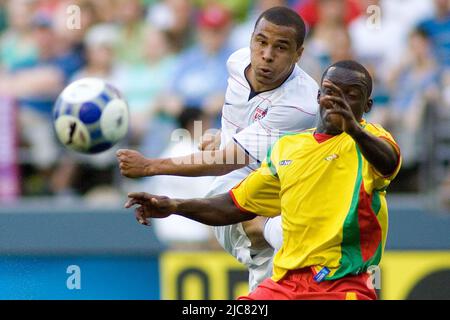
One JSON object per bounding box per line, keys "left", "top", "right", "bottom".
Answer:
{"left": 52, "top": 0, "right": 99, "bottom": 65}
{"left": 115, "top": 0, "right": 148, "bottom": 65}
{"left": 295, "top": 0, "right": 361, "bottom": 29}
{"left": 115, "top": 27, "right": 177, "bottom": 146}
{"left": 0, "top": 12, "right": 84, "bottom": 195}
{"left": 346, "top": 0, "right": 433, "bottom": 129}
{"left": 0, "top": 0, "right": 37, "bottom": 71}
{"left": 167, "top": 3, "right": 234, "bottom": 117}
{"left": 72, "top": 23, "right": 119, "bottom": 81}
{"left": 146, "top": 0, "right": 195, "bottom": 53}
{"left": 142, "top": 3, "right": 234, "bottom": 157}
{"left": 418, "top": 0, "right": 450, "bottom": 68}
{"left": 349, "top": 0, "right": 433, "bottom": 81}
{"left": 385, "top": 28, "right": 440, "bottom": 173}
{"left": 298, "top": 0, "right": 348, "bottom": 82}
{"left": 230, "top": 0, "right": 286, "bottom": 51}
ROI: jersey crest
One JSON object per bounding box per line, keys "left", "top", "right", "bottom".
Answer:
{"left": 252, "top": 106, "right": 267, "bottom": 122}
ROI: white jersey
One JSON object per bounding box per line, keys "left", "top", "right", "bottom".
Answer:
{"left": 209, "top": 48, "right": 319, "bottom": 292}
{"left": 221, "top": 47, "right": 318, "bottom": 165}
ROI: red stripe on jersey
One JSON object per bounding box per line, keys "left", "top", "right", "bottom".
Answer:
{"left": 357, "top": 181, "right": 382, "bottom": 262}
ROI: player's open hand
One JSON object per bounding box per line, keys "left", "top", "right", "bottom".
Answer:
{"left": 116, "top": 149, "right": 150, "bottom": 178}
{"left": 125, "top": 192, "right": 178, "bottom": 226}
{"left": 321, "top": 80, "right": 360, "bottom": 135}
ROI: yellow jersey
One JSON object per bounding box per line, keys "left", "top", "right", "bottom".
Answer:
{"left": 230, "top": 121, "right": 402, "bottom": 281}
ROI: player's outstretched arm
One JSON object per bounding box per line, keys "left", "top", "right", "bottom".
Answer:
{"left": 116, "top": 141, "right": 249, "bottom": 178}
{"left": 322, "top": 81, "right": 399, "bottom": 176}
{"left": 125, "top": 192, "right": 256, "bottom": 226}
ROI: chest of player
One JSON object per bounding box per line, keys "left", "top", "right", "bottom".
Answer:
{"left": 275, "top": 137, "right": 361, "bottom": 192}
{"left": 223, "top": 79, "right": 275, "bottom": 124}
{"left": 222, "top": 99, "right": 271, "bottom": 128}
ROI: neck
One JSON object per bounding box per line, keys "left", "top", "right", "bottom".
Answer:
{"left": 316, "top": 126, "right": 342, "bottom": 135}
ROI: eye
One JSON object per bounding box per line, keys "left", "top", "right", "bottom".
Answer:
{"left": 257, "top": 39, "right": 266, "bottom": 46}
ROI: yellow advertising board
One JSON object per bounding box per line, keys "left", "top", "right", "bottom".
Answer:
{"left": 380, "top": 251, "right": 450, "bottom": 300}
{"left": 160, "top": 251, "right": 248, "bottom": 300}
{"left": 160, "top": 251, "right": 450, "bottom": 300}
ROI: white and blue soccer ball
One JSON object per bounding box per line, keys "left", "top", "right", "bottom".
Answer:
{"left": 53, "top": 78, "right": 129, "bottom": 154}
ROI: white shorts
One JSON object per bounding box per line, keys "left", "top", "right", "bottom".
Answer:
{"left": 19, "top": 107, "right": 59, "bottom": 169}
{"left": 207, "top": 168, "right": 275, "bottom": 291}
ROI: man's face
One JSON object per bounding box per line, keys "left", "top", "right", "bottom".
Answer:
{"left": 319, "top": 67, "right": 370, "bottom": 131}
{"left": 250, "top": 18, "right": 302, "bottom": 88}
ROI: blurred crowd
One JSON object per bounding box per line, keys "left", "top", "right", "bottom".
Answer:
{"left": 0, "top": 0, "right": 449, "bottom": 219}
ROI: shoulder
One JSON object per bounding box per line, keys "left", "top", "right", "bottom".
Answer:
{"left": 227, "top": 47, "right": 250, "bottom": 64}
{"left": 226, "top": 47, "right": 250, "bottom": 75}
{"left": 363, "top": 121, "right": 398, "bottom": 143}
{"left": 274, "top": 129, "right": 315, "bottom": 149}
{"left": 270, "top": 67, "right": 319, "bottom": 114}
{"left": 289, "top": 67, "right": 320, "bottom": 96}
{"left": 364, "top": 121, "right": 390, "bottom": 135}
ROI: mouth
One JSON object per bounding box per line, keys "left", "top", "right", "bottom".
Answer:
{"left": 257, "top": 67, "right": 273, "bottom": 78}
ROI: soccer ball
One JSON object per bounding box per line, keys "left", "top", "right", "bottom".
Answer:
{"left": 53, "top": 78, "right": 129, "bottom": 154}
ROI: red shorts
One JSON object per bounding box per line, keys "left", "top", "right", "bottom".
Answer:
{"left": 238, "top": 268, "right": 377, "bottom": 300}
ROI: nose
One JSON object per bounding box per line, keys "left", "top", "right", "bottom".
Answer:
{"left": 262, "top": 47, "right": 274, "bottom": 63}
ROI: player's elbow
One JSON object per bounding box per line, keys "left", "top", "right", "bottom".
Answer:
{"left": 379, "top": 152, "right": 400, "bottom": 177}
{"left": 242, "top": 217, "right": 270, "bottom": 250}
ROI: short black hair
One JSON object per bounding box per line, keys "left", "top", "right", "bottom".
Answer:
{"left": 411, "top": 26, "right": 430, "bottom": 40}
{"left": 178, "top": 107, "right": 204, "bottom": 130}
{"left": 322, "top": 60, "right": 373, "bottom": 96}
{"left": 254, "top": 6, "right": 306, "bottom": 48}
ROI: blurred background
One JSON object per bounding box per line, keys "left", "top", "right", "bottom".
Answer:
{"left": 0, "top": 0, "right": 449, "bottom": 300}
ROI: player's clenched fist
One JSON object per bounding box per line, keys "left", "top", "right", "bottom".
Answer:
{"left": 125, "top": 192, "right": 178, "bottom": 226}
{"left": 198, "top": 130, "right": 221, "bottom": 151}
{"left": 116, "top": 149, "right": 150, "bottom": 178}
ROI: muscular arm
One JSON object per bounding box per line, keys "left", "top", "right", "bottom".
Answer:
{"left": 125, "top": 192, "right": 256, "bottom": 226}
{"left": 349, "top": 127, "right": 399, "bottom": 177}
{"left": 175, "top": 194, "right": 256, "bottom": 226}
{"left": 117, "top": 140, "right": 250, "bottom": 178}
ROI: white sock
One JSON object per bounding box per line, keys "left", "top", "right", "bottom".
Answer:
{"left": 263, "top": 215, "right": 283, "bottom": 251}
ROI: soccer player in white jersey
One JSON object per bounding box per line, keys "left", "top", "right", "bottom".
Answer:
{"left": 116, "top": 7, "right": 319, "bottom": 291}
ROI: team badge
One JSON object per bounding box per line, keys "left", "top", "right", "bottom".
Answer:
{"left": 252, "top": 106, "right": 267, "bottom": 121}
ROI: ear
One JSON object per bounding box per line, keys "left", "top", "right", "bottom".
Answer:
{"left": 365, "top": 99, "right": 373, "bottom": 113}
{"left": 317, "top": 89, "right": 321, "bottom": 104}
{"left": 295, "top": 46, "right": 304, "bottom": 63}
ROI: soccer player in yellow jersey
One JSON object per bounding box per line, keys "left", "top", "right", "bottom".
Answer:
{"left": 125, "top": 60, "right": 401, "bottom": 300}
